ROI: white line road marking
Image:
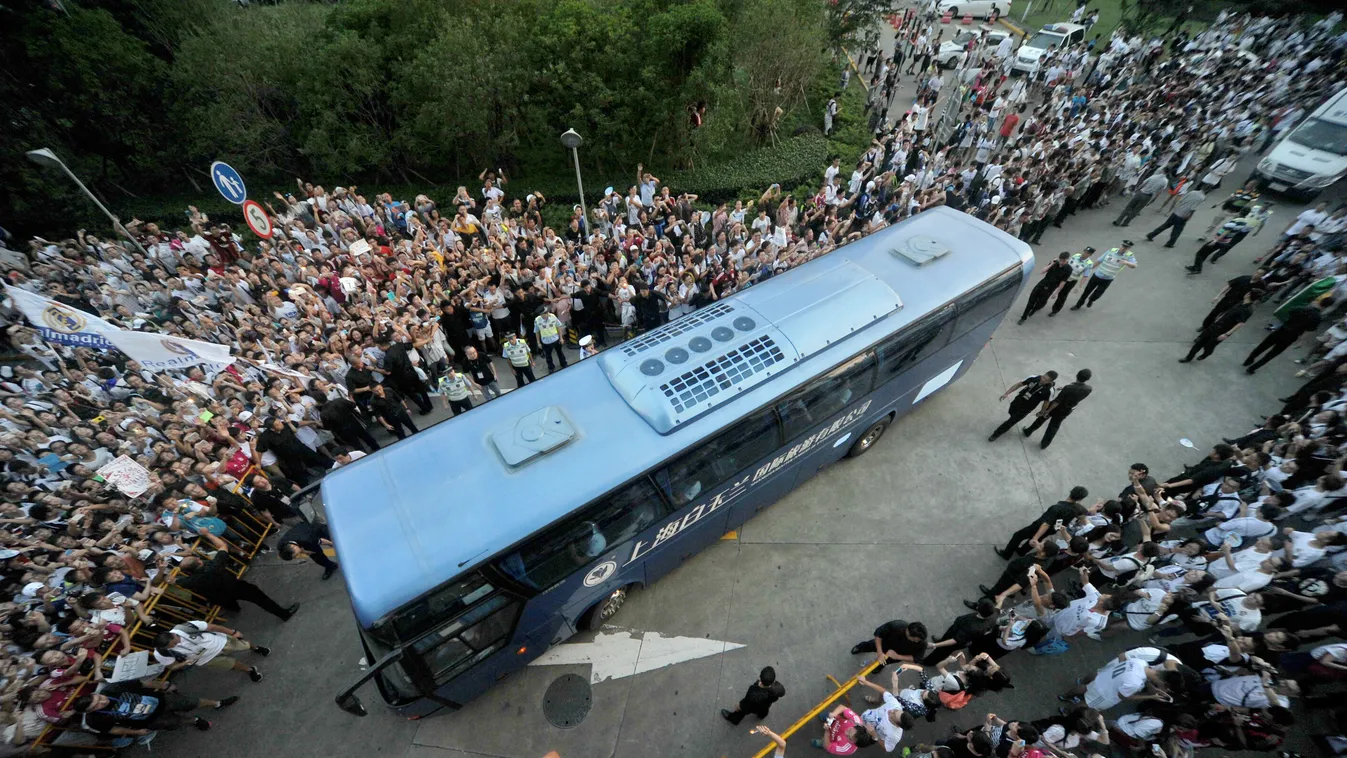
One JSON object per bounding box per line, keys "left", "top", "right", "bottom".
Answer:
{"left": 528, "top": 630, "right": 745, "bottom": 684}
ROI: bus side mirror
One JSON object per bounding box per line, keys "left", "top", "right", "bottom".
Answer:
{"left": 335, "top": 692, "right": 368, "bottom": 717}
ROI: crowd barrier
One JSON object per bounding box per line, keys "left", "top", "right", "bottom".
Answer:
{"left": 31, "top": 470, "right": 276, "bottom": 752}
{"left": 748, "top": 659, "right": 884, "bottom": 758}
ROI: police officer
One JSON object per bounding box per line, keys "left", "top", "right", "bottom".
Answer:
{"left": 1019, "top": 253, "right": 1072, "bottom": 324}
{"left": 1071, "top": 240, "right": 1136, "bottom": 310}
{"left": 1022, "top": 368, "right": 1093, "bottom": 449}
{"left": 502, "top": 332, "right": 536, "bottom": 388}
{"left": 437, "top": 367, "right": 475, "bottom": 416}
{"left": 533, "top": 306, "right": 568, "bottom": 373}
{"left": 1049, "top": 246, "right": 1095, "bottom": 316}
{"left": 989, "top": 371, "right": 1057, "bottom": 441}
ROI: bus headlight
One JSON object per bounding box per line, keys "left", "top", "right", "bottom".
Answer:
{"left": 1256, "top": 158, "right": 1275, "bottom": 175}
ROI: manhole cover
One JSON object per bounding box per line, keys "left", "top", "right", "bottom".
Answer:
{"left": 543, "top": 673, "right": 593, "bottom": 728}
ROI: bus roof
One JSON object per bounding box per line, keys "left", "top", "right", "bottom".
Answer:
{"left": 323, "top": 207, "right": 1032, "bottom": 628}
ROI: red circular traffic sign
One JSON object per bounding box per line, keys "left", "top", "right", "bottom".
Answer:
{"left": 242, "top": 199, "right": 273, "bottom": 239}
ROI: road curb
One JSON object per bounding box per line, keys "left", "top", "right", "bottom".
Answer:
{"left": 998, "top": 17, "right": 1027, "bottom": 37}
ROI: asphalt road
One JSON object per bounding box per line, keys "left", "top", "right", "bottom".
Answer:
{"left": 142, "top": 19, "right": 1347, "bottom": 758}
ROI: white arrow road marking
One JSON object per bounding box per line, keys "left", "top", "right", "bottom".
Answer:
{"left": 528, "top": 630, "right": 745, "bottom": 684}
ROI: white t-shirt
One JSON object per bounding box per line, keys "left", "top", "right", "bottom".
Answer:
{"left": 1125, "top": 588, "right": 1169, "bottom": 631}
{"left": 1287, "top": 208, "right": 1328, "bottom": 237}
{"left": 1084, "top": 658, "right": 1147, "bottom": 710}
{"left": 1209, "top": 546, "right": 1270, "bottom": 579}
{"left": 1213, "top": 568, "right": 1274, "bottom": 593}
{"left": 1210, "top": 589, "right": 1261, "bottom": 631}
{"left": 1114, "top": 713, "right": 1164, "bottom": 740}
{"left": 1211, "top": 675, "right": 1286, "bottom": 708}
{"left": 1204, "top": 516, "right": 1276, "bottom": 546}
{"left": 861, "top": 691, "right": 905, "bottom": 752}
{"left": 152, "top": 620, "right": 229, "bottom": 666}
{"left": 1054, "top": 583, "right": 1108, "bottom": 639}
{"left": 1287, "top": 530, "right": 1328, "bottom": 568}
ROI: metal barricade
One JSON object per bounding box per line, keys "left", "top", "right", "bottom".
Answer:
{"left": 30, "top": 483, "right": 276, "bottom": 752}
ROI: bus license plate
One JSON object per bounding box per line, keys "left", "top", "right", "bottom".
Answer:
{"left": 1268, "top": 181, "right": 1288, "bottom": 191}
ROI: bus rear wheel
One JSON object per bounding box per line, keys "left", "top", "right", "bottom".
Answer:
{"left": 580, "top": 585, "right": 630, "bottom": 630}
{"left": 847, "top": 420, "right": 889, "bottom": 458}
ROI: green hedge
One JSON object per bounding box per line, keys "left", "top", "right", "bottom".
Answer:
{"left": 115, "top": 131, "right": 842, "bottom": 240}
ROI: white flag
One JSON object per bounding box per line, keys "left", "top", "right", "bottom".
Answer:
{"left": 102, "top": 330, "right": 234, "bottom": 373}
{"left": 3, "top": 284, "right": 116, "bottom": 349}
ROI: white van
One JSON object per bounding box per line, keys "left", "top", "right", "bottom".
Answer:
{"left": 1011, "top": 23, "right": 1085, "bottom": 75}
{"left": 1256, "top": 86, "right": 1347, "bottom": 198}
{"left": 937, "top": 0, "right": 1010, "bottom": 19}
{"left": 937, "top": 28, "right": 1011, "bottom": 68}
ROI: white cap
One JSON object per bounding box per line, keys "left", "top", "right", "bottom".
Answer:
{"left": 603, "top": 186, "right": 614, "bottom": 198}
{"left": 579, "top": 335, "right": 593, "bottom": 346}
{"left": 22, "top": 582, "right": 44, "bottom": 598}
{"left": 238, "top": 410, "right": 254, "bottom": 421}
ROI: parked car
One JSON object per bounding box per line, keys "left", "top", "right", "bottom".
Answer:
{"left": 1010, "top": 22, "right": 1085, "bottom": 75}
{"left": 1255, "top": 85, "right": 1347, "bottom": 199}
{"left": 937, "top": 28, "right": 1011, "bottom": 68}
{"left": 937, "top": 0, "right": 1010, "bottom": 19}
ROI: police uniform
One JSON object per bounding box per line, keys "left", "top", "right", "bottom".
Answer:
{"left": 503, "top": 337, "right": 536, "bottom": 388}
{"left": 437, "top": 370, "right": 474, "bottom": 416}
{"left": 1073, "top": 244, "right": 1135, "bottom": 310}
{"left": 534, "top": 310, "right": 568, "bottom": 373}
{"left": 989, "top": 375, "right": 1055, "bottom": 441}
{"left": 1050, "top": 248, "right": 1095, "bottom": 315}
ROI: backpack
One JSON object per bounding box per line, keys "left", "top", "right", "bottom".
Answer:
{"left": 938, "top": 691, "right": 972, "bottom": 710}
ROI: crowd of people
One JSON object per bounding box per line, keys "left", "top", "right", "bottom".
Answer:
{"left": 0, "top": 0, "right": 1344, "bottom": 754}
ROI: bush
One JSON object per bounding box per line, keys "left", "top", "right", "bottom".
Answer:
{"left": 116, "top": 132, "right": 839, "bottom": 239}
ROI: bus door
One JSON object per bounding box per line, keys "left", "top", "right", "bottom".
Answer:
{"left": 774, "top": 353, "right": 878, "bottom": 485}
{"left": 638, "top": 406, "right": 790, "bottom": 580}
{"left": 493, "top": 478, "right": 669, "bottom": 640}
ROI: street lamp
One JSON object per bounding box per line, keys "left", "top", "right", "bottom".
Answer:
{"left": 26, "top": 147, "right": 149, "bottom": 256}
{"left": 560, "top": 129, "right": 591, "bottom": 242}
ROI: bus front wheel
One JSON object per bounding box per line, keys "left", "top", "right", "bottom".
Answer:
{"left": 847, "top": 420, "right": 889, "bottom": 458}
{"left": 580, "top": 585, "right": 630, "bottom": 630}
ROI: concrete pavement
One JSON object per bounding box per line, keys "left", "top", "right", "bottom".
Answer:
{"left": 130, "top": 150, "right": 1346, "bottom": 758}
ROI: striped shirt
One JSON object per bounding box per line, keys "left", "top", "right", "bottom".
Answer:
{"left": 1093, "top": 248, "right": 1135, "bottom": 279}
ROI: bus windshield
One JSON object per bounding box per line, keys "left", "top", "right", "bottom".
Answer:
{"left": 1287, "top": 117, "right": 1347, "bottom": 156}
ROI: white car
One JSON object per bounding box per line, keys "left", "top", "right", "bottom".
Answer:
{"left": 937, "top": 28, "right": 1011, "bottom": 68}
{"left": 1256, "top": 85, "right": 1347, "bottom": 198}
{"left": 937, "top": 0, "right": 1010, "bottom": 19}
{"left": 1011, "top": 22, "right": 1086, "bottom": 75}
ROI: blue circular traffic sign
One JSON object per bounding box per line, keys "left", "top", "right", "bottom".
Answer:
{"left": 209, "top": 161, "right": 247, "bottom": 205}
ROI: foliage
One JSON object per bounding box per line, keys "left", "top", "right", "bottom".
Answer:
{"left": 0, "top": 0, "right": 868, "bottom": 239}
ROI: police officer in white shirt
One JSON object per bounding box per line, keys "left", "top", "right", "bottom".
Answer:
{"left": 436, "top": 367, "right": 475, "bottom": 417}
{"left": 1072, "top": 241, "right": 1137, "bottom": 310}
{"left": 533, "top": 306, "right": 568, "bottom": 373}
{"left": 502, "top": 332, "right": 536, "bottom": 388}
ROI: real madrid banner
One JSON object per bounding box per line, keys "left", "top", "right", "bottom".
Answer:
{"left": 101, "top": 331, "right": 234, "bottom": 373}
{"left": 3, "top": 285, "right": 116, "bottom": 349}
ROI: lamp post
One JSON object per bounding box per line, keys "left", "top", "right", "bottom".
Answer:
{"left": 26, "top": 147, "right": 148, "bottom": 256}
{"left": 559, "top": 129, "right": 590, "bottom": 242}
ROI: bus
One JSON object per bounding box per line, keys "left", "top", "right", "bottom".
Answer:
{"left": 326, "top": 206, "right": 1034, "bottom": 718}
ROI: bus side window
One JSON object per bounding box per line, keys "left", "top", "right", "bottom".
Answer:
{"left": 954, "top": 269, "right": 1020, "bottom": 337}
{"left": 496, "top": 479, "right": 666, "bottom": 591}
{"left": 779, "top": 354, "right": 876, "bottom": 440}
{"left": 657, "top": 409, "right": 781, "bottom": 506}
{"left": 876, "top": 307, "right": 954, "bottom": 382}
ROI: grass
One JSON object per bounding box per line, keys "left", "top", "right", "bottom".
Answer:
{"left": 1011, "top": 0, "right": 1124, "bottom": 41}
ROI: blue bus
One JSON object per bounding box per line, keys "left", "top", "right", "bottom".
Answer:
{"left": 327, "top": 207, "right": 1033, "bottom": 718}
